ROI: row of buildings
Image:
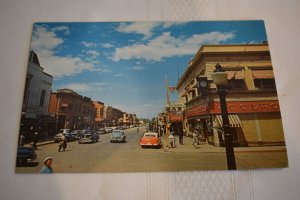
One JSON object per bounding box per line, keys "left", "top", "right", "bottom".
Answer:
{"left": 158, "top": 43, "right": 285, "bottom": 147}
{"left": 20, "top": 51, "right": 138, "bottom": 139}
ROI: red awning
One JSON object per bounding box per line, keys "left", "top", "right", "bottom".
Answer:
{"left": 252, "top": 70, "right": 274, "bottom": 79}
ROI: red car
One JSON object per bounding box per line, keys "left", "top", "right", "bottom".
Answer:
{"left": 140, "top": 132, "right": 161, "bottom": 148}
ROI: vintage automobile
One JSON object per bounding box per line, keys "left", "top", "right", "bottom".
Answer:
{"left": 140, "top": 132, "right": 161, "bottom": 148}
{"left": 78, "top": 130, "right": 99, "bottom": 144}
{"left": 96, "top": 128, "right": 106, "bottom": 135}
{"left": 110, "top": 130, "right": 126, "bottom": 143}
{"left": 54, "top": 129, "right": 76, "bottom": 142}
{"left": 16, "top": 146, "right": 37, "bottom": 166}
{"left": 105, "top": 127, "right": 113, "bottom": 133}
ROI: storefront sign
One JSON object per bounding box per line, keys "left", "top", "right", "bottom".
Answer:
{"left": 186, "top": 104, "right": 209, "bottom": 117}
{"left": 210, "top": 100, "right": 280, "bottom": 114}
{"left": 186, "top": 100, "right": 280, "bottom": 118}
{"left": 168, "top": 111, "right": 183, "bottom": 122}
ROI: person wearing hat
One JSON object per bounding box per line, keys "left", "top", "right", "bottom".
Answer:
{"left": 40, "top": 157, "right": 53, "bottom": 174}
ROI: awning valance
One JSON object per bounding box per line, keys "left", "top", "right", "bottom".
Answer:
{"left": 227, "top": 71, "right": 244, "bottom": 80}
{"left": 215, "top": 114, "right": 243, "bottom": 128}
{"left": 252, "top": 70, "right": 274, "bottom": 79}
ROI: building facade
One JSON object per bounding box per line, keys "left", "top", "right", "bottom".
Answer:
{"left": 176, "top": 43, "right": 285, "bottom": 147}
{"left": 21, "top": 50, "right": 53, "bottom": 138}
{"left": 48, "top": 89, "right": 97, "bottom": 133}
{"left": 93, "top": 101, "right": 105, "bottom": 129}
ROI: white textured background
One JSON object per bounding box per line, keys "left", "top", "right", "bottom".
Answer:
{"left": 1, "top": 0, "right": 300, "bottom": 199}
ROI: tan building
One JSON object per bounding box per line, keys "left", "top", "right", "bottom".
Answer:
{"left": 93, "top": 101, "right": 105, "bottom": 128}
{"left": 176, "top": 43, "right": 285, "bottom": 147}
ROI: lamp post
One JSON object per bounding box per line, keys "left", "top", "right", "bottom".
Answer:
{"left": 211, "top": 63, "right": 237, "bottom": 170}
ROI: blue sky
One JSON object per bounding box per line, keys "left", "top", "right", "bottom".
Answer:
{"left": 30, "top": 21, "right": 267, "bottom": 119}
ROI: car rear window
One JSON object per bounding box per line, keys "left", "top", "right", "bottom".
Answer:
{"left": 144, "top": 134, "right": 156, "bottom": 138}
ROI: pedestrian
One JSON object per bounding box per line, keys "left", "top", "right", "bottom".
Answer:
{"left": 32, "top": 130, "right": 39, "bottom": 150}
{"left": 168, "top": 133, "right": 175, "bottom": 148}
{"left": 19, "top": 133, "right": 25, "bottom": 146}
{"left": 178, "top": 128, "right": 184, "bottom": 145}
{"left": 40, "top": 157, "right": 53, "bottom": 174}
{"left": 137, "top": 127, "right": 139, "bottom": 133}
{"left": 192, "top": 129, "right": 199, "bottom": 149}
{"left": 58, "top": 134, "right": 67, "bottom": 152}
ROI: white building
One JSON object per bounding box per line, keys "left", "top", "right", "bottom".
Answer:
{"left": 21, "top": 51, "right": 53, "bottom": 134}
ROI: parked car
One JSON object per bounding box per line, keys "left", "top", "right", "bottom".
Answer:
{"left": 105, "top": 127, "right": 113, "bottom": 133}
{"left": 110, "top": 130, "right": 126, "bottom": 143}
{"left": 78, "top": 130, "right": 99, "bottom": 144}
{"left": 16, "top": 146, "right": 37, "bottom": 166}
{"left": 54, "top": 129, "right": 75, "bottom": 142}
{"left": 97, "top": 128, "right": 106, "bottom": 135}
{"left": 140, "top": 132, "right": 161, "bottom": 148}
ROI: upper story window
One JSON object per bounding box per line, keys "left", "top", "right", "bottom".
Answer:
{"left": 226, "top": 70, "right": 246, "bottom": 90}
{"left": 252, "top": 69, "right": 276, "bottom": 90}
{"left": 39, "top": 90, "right": 46, "bottom": 106}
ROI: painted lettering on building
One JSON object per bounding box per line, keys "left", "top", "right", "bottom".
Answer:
{"left": 211, "top": 100, "right": 280, "bottom": 114}
{"left": 186, "top": 100, "right": 280, "bottom": 118}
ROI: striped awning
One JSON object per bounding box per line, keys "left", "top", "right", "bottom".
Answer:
{"left": 215, "top": 114, "right": 243, "bottom": 128}
{"left": 226, "top": 71, "right": 244, "bottom": 80}
{"left": 252, "top": 70, "right": 274, "bottom": 79}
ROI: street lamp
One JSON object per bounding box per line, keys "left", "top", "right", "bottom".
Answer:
{"left": 211, "top": 63, "right": 237, "bottom": 170}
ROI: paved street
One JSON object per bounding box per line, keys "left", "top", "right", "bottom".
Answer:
{"left": 15, "top": 127, "right": 288, "bottom": 173}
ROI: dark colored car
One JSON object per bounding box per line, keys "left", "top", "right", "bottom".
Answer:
{"left": 16, "top": 146, "right": 37, "bottom": 166}
{"left": 110, "top": 130, "right": 126, "bottom": 143}
{"left": 78, "top": 130, "right": 99, "bottom": 144}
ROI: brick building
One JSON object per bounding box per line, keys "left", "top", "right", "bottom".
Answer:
{"left": 48, "top": 88, "right": 96, "bottom": 134}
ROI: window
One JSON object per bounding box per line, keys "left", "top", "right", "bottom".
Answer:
{"left": 254, "top": 79, "right": 276, "bottom": 89}
{"left": 228, "top": 79, "right": 246, "bottom": 90}
{"left": 190, "top": 90, "right": 196, "bottom": 99}
{"left": 252, "top": 69, "right": 276, "bottom": 90}
{"left": 39, "top": 90, "right": 46, "bottom": 106}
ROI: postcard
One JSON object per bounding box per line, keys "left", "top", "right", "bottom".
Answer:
{"left": 15, "top": 21, "right": 288, "bottom": 173}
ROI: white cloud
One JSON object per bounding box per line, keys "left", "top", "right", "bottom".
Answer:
{"left": 31, "top": 26, "right": 105, "bottom": 78}
{"left": 86, "top": 50, "right": 100, "bottom": 57}
{"left": 116, "top": 22, "right": 159, "bottom": 39}
{"left": 127, "top": 66, "right": 145, "bottom": 71}
{"left": 51, "top": 26, "right": 70, "bottom": 34}
{"left": 64, "top": 82, "right": 107, "bottom": 93}
{"left": 114, "top": 73, "right": 123, "bottom": 77}
{"left": 112, "top": 31, "right": 235, "bottom": 62}
{"left": 101, "top": 43, "right": 114, "bottom": 48}
{"left": 116, "top": 22, "right": 188, "bottom": 40}
{"left": 81, "top": 41, "right": 98, "bottom": 48}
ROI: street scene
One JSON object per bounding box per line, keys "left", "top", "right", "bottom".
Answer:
{"left": 16, "top": 21, "right": 288, "bottom": 173}
{"left": 16, "top": 126, "right": 287, "bottom": 173}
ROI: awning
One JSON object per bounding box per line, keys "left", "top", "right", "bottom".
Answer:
{"left": 252, "top": 70, "right": 274, "bottom": 79}
{"left": 215, "top": 114, "right": 243, "bottom": 128}
{"left": 227, "top": 71, "right": 245, "bottom": 80}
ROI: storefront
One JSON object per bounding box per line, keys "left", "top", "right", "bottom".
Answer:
{"left": 185, "top": 99, "right": 284, "bottom": 147}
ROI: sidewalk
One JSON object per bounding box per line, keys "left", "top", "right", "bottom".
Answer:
{"left": 22, "top": 136, "right": 55, "bottom": 147}
{"left": 161, "top": 135, "right": 287, "bottom": 154}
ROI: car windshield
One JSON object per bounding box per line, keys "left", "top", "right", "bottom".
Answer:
{"left": 112, "top": 131, "right": 123, "bottom": 137}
